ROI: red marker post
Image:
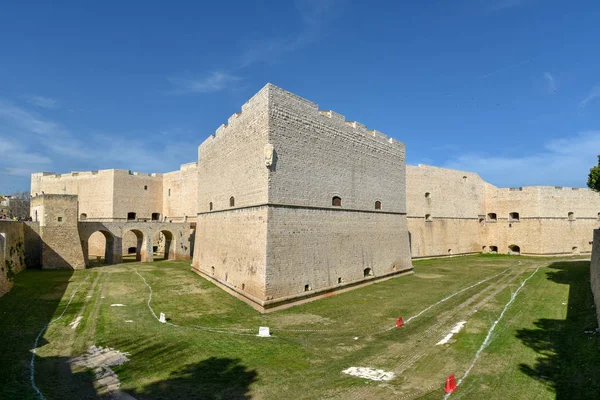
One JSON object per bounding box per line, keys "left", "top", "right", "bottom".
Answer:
{"left": 444, "top": 374, "right": 457, "bottom": 393}
{"left": 396, "top": 317, "right": 404, "bottom": 328}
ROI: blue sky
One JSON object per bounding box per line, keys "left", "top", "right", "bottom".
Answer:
{"left": 1, "top": 0, "right": 600, "bottom": 193}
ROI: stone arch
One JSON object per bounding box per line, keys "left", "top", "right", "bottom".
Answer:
{"left": 84, "top": 230, "right": 116, "bottom": 266}
{"left": 508, "top": 244, "right": 521, "bottom": 255}
{"left": 123, "top": 229, "right": 145, "bottom": 262}
{"left": 152, "top": 229, "right": 175, "bottom": 261}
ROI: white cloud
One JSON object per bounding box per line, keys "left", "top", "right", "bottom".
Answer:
{"left": 0, "top": 100, "right": 65, "bottom": 136}
{"left": 579, "top": 86, "right": 600, "bottom": 108}
{"left": 544, "top": 72, "right": 556, "bottom": 93}
{"left": 168, "top": 71, "right": 241, "bottom": 94}
{"left": 25, "top": 95, "right": 59, "bottom": 109}
{"left": 487, "top": 0, "right": 526, "bottom": 12}
{"left": 443, "top": 131, "right": 600, "bottom": 188}
{"left": 0, "top": 137, "right": 53, "bottom": 177}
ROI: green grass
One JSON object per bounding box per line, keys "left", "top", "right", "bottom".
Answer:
{"left": 0, "top": 255, "right": 598, "bottom": 399}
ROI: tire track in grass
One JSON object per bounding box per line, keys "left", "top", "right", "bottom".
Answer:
{"left": 30, "top": 274, "right": 91, "bottom": 400}
{"left": 443, "top": 267, "right": 539, "bottom": 400}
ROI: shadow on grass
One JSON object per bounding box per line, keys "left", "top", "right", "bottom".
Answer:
{"left": 516, "top": 260, "right": 600, "bottom": 400}
{"left": 129, "top": 357, "right": 258, "bottom": 400}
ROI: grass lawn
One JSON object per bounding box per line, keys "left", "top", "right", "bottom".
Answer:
{"left": 0, "top": 255, "right": 598, "bottom": 399}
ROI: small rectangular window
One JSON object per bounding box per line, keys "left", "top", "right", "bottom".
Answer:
{"left": 168, "top": 189, "right": 171, "bottom": 196}
{"left": 57, "top": 217, "right": 63, "bottom": 222}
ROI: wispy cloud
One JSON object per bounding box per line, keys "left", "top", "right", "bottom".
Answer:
{"left": 544, "top": 72, "right": 557, "bottom": 93}
{"left": 443, "top": 131, "right": 600, "bottom": 187}
{"left": 579, "top": 86, "right": 600, "bottom": 108}
{"left": 24, "top": 95, "right": 59, "bottom": 109}
{"left": 0, "top": 100, "right": 65, "bottom": 136}
{"left": 478, "top": 55, "right": 539, "bottom": 80}
{"left": 168, "top": 71, "right": 241, "bottom": 94}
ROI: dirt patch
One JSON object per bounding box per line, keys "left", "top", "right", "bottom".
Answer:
{"left": 415, "top": 273, "right": 444, "bottom": 279}
{"left": 270, "top": 313, "right": 333, "bottom": 328}
{"left": 342, "top": 367, "right": 395, "bottom": 381}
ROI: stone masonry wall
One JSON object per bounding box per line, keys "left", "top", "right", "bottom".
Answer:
{"left": 590, "top": 229, "right": 600, "bottom": 329}
{"left": 163, "top": 162, "right": 199, "bottom": 221}
{"left": 32, "top": 194, "right": 86, "bottom": 269}
{"left": 0, "top": 221, "right": 27, "bottom": 297}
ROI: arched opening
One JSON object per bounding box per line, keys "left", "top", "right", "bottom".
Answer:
{"left": 209, "top": 202, "right": 213, "bottom": 211}
{"left": 509, "top": 212, "right": 520, "bottom": 221}
{"left": 462, "top": 176, "right": 467, "bottom": 181}
{"left": 127, "top": 212, "right": 136, "bottom": 221}
{"left": 363, "top": 268, "right": 373, "bottom": 277}
{"left": 489, "top": 245, "right": 498, "bottom": 254}
{"left": 425, "top": 214, "right": 432, "bottom": 222}
{"left": 375, "top": 201, "right": 382, "bottom": 210}
{"left": 425, "top": 192, "right": 431, "bottom": 198}
{"left": 85, "top": 230, "right": 116, "bottom": 267}
{"left": 448, "top": 249, "right": 452, "bottom": 254}
{"left": 508, "top": 245, "right": 521, "bottom": 255}
{"left": 338, "top": 277, "right": 343, "bottom": 284}
{"left": 568, "top": 212, "right": 575, "bottom": 221}
{"left": 487, "top": 213, "right": 497, "bottom": 222}
{"left": 230, "top": 197, "right": 235, "bottom": 207}
{"left": 152, "top": 230, "right": 175, "bottom": 261}
{"left": 304, "top": 284, "right": 311, "bottom": 291}
{"left": 572, "top": 246, "right": 579, "bottom": 254}
{"left": 482, "top": 245, "right": 488, "bottom": 253}
{"left": 332, "top": 196, "right": 342, "bottom": 207}
{"left": 151, "top": 213, "right": 160, "bottom": 221}
{"left": 478, "top": 216, "right": 485, "bottom": 224}
{"left": 80, "top": 213, "right": 87, "bottom": 221}
{"left": 123, "top": 229, "right": 144, "bottom": 262}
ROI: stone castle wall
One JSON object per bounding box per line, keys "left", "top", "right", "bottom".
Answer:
{"left": 0, "top": 221, "right": 28, "bottom": 296}
{"left": 163, "top": 162, "right": 199, "bottom": 221}
{"left": 591, "top": 229, "right": 600, "bottom": 329}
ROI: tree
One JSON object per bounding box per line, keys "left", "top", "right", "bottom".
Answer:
{"left": 588, "top": 155, "right": 600, "bottom": 192}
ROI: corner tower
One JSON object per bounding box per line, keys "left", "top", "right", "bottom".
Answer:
{"left": 192, "top": 84, "right": 412, "bottom": 311}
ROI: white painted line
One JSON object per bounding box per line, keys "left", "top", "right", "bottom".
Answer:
{"left": 69, "top": 316, "right": 83, "bottom": 330}
{"left": 110, "top": 304, "right": 126, "bottom": 307}
{"left": 343, "top": 367, "right": 395, "bottom": 381}
{"left": 443, "top": 268, "right": 539, "bottom": 399}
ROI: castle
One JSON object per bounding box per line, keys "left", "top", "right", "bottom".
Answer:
{"left": 2, "top": 83, "right": 599, "bottom": 310}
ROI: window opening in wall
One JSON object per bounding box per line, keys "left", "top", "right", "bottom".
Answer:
{"left": 462, "top": 176, "right": 467, "bottom": 181}
{"left": 128, "top": 247, "right": 136, "bottom": 254}
{"left": 448, "top": 249, "right": 452, "bottom": 254}
{"left": 127, "top": 212, "right": 136, "bottom": 221}
{"left": 482, "top": 246, "right": 487, "bottom": 252}
{"left": 425, "top": 192, "right": 431, "bottom": 198}
{"left": 168, "top": 189, "right": 171, "bottom": 196}
{"left": 568, "top": 212, "right": 575, "bottom": 221}
{"left": 80, "top": 213, "right": 87, "bottom": 221}
{"left": 151, "top": 213, "right": 160, "bottom": 221}
{"left": 332, "top": 196, "right": 342, "bottom": 207}
{"left": 363, "top": 268, "right": 373, "bottom": 277}
{"left": 304, "top": 284, "right": 311, "bottom": 291}
{"left": 338, "top": 277, "right": 343, "bottom": 284}
{"left": 57, "top": 217, "right": 63, "bottom": 222}
{"left": 508, "top": 245, "right": 521, "bottom": 255}
{"left": 509, "top": 212, "right": 520, "bottom": 221}
{"left": 241, "top": 283, "right": 245, "bottom": 290}
{"left": 572, "top": 246, "right": 579, "bottom": 253}
{"left": 425, "top": 214, "right": 432, "bottom": 222}
{"left": 489, "top": 245, "right": 498, "bottom": 253}
{"left": 209, "top": 202, "right": 213, "bottom": 211}
{"left": 509, "top": 223, "right": 512, "bottom": 228}
{"left": 375, "top": 201, "right": 382, "bottom": 210}
{"left": 153, "top": 246, "right": 158, "bottom": 252}
{"left": 487, "top": 213, "right": 497, "bottom": 222}
{"left": 478, "top": 217, "right": 485, "bottom": 224}
{"left": 230, "top": 197, "right": 235, "bottom": 207}
{"left": 211, "top": 266, "right": 215, "bottom": 275}
{"left": 144, "top": 185, "right": 148, "bottom": 190}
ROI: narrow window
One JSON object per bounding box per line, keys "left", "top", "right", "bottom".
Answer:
{"left": 241, "top": 283, "right": 245, "bottom": 290}
{"left": 572, "top": 246, "right": 579, "bottom": 253}
{"left": 168, "top": 188, "right": 171, "bottom": 196}
{"left": 209, "top": 202, "right": 213, "bottom": 211}
{"left": 462, "top": 176, "right": 467, "bottom": 181}
{"left": 211, "top": 266, "right": 215, "bottom": 275}
{"left": 57, "top": 217, "right": 63, "bottom": 222}
{"left": 568, "top": 212, "right": 575, "bottom": 221}
{"left": 487, "top": 213, "right": 497, "bottom": 222}
{"left": 375, "top": 200, "right": 382, "bottom": 210}
{"left": 363, "top": 268, "right": 373, "bottom": 277}
{"left": 509, "top": 212, "right": 520, "bottom": 221}
{"left": 338, "top": 277, "right": 342, "bottom": 284}
{"left": 151, "top": 213, "right": 160, "bottom": 221}
{"left": 332, "top": 196, "right": 342, "bottom": 207}
{"left": 448, "top": 249, "right": 452, "bottom": 254}
{"left": 127, "top": 212, "right": 136, "bottom": 221}
{"left": 425, "top": 214, "right": 432, "bottom": 222}
{"left": 80, "top": 213, "right": 87, "bottom": 221}
{"left": 144, "top": 185, "right": 148, "bottom": 190}
{"left": 230, "top": 196, "right": 235, "bottom": 207}
{"left": 304, "top": 284, "right": 311, "bottom": 291}
{"left": 425, "top": 192, "right": 431, "bottom": 198}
